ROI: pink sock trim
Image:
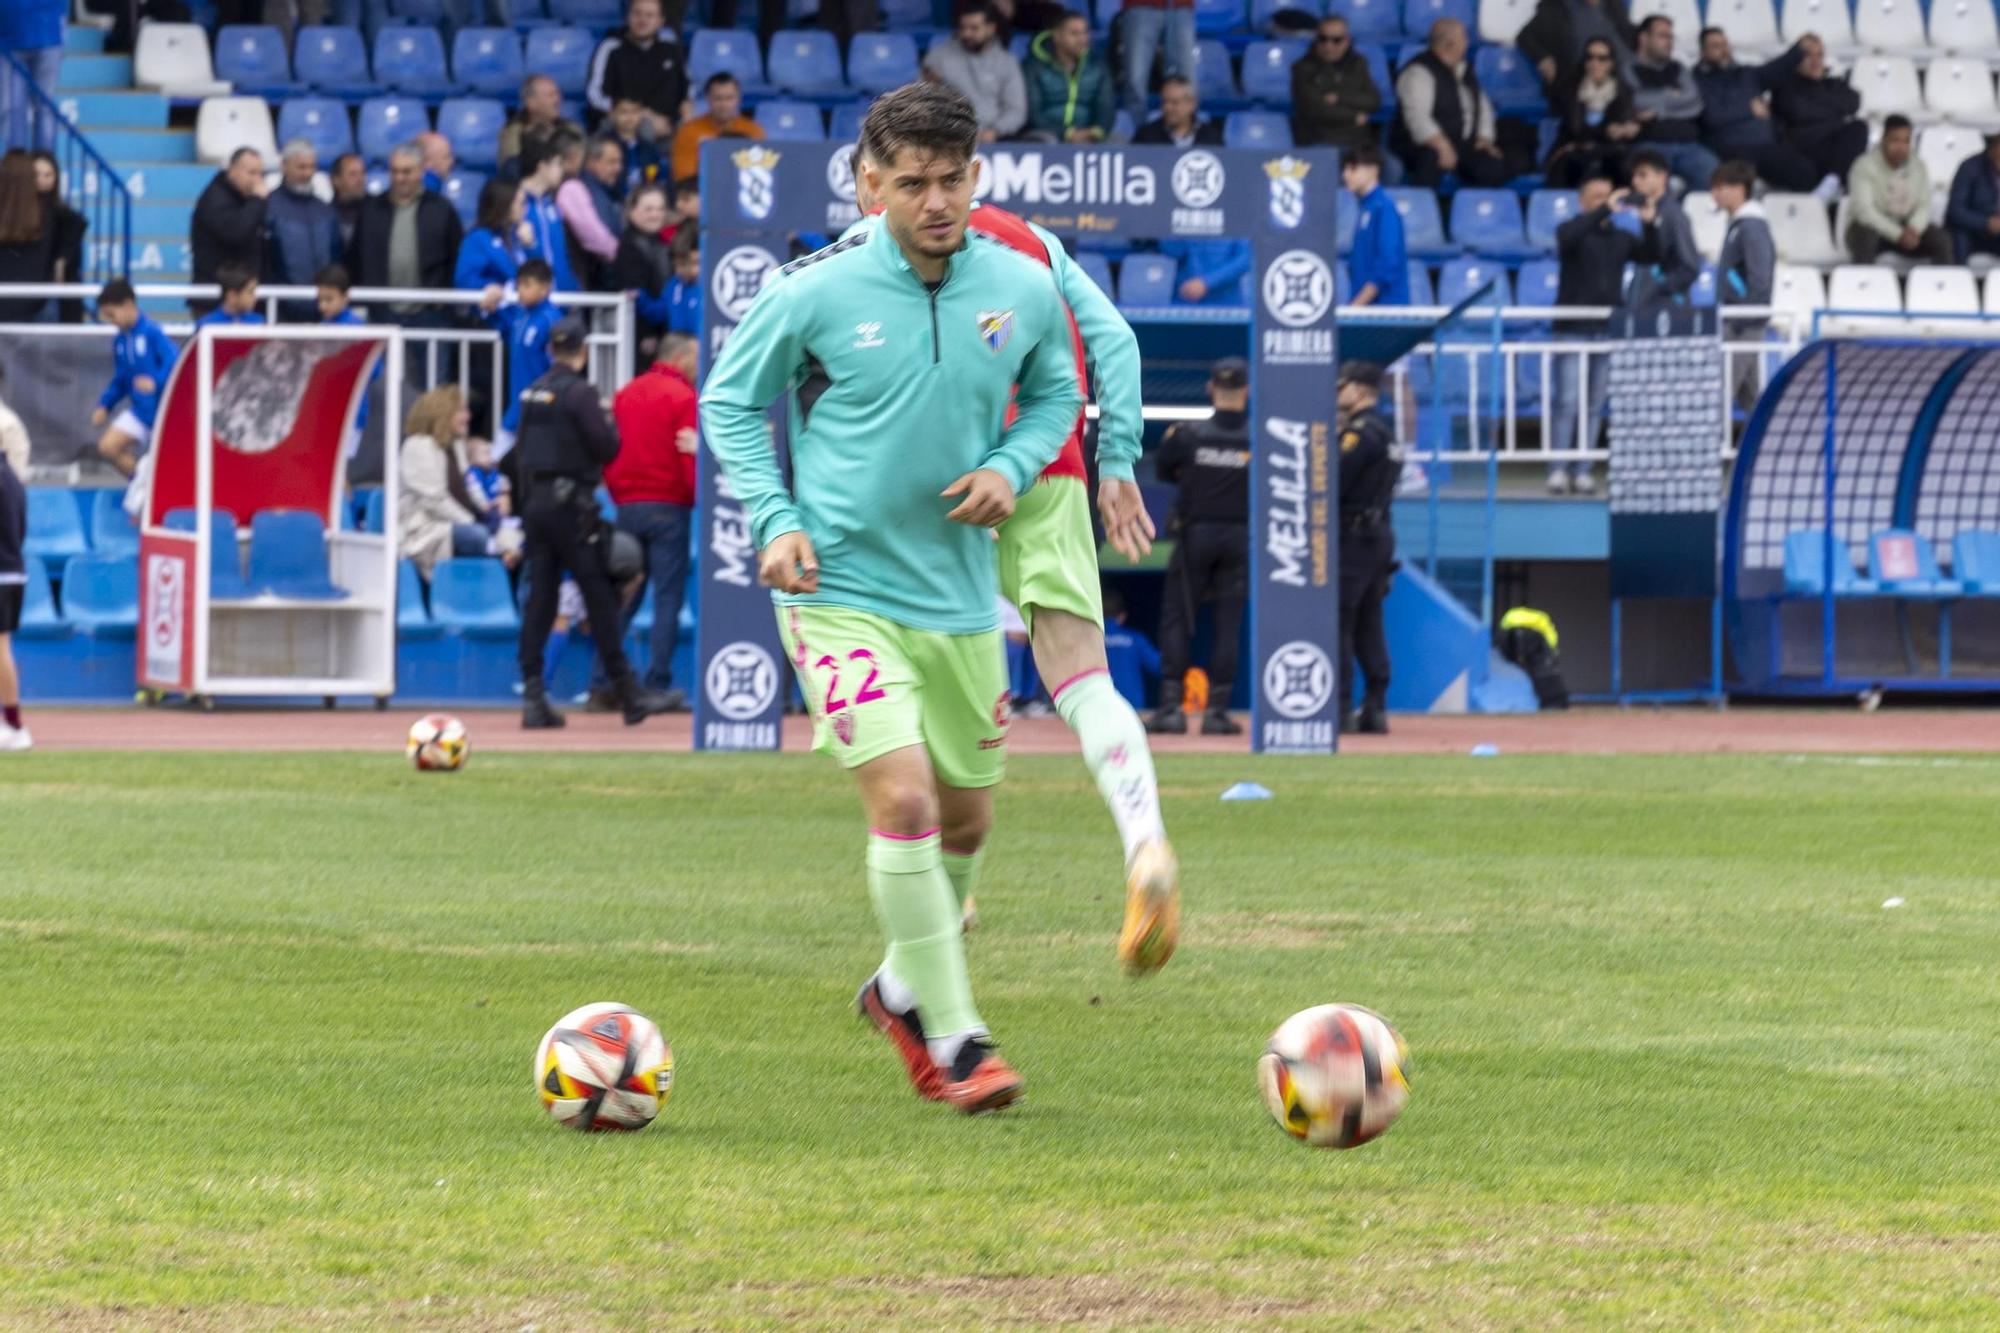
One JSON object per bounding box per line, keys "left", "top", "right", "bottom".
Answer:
{"left": 1050, "top": 667, "right": 1109, "bottom": 703}
{"left": 941, "top": 844, "right": 980, "bottom": 858}
{"left": 870, "top": 827, "right": 940, "bottom": 842}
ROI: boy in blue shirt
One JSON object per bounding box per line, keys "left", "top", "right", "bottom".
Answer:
{"left": 91, "top": 279, "right": 178, "bottom": 479}
{"left": 1343, "top": 146, "right": 1409, "bottom": 307}
{"left": 488, "top": 257, "right": 560, "bottom": 453}
{"left": 194, "top": 263, "right": 268, "bottom": 329}
{"left": 518, "top": 139, "right": 580, "bottom": 293}
{"left": 316, "top": 264, "right": 377, "bottom": 459}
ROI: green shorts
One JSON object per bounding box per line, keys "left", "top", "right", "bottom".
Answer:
{"left": 998, "top": 475, "right": 1103, "bottom": 635}
{"left": 777, "top": 603, "right": 1011, "bottom": 789}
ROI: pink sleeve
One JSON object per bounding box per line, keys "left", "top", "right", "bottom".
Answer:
{"left": 556, "top": 179, "right": 620, "bottom": 261}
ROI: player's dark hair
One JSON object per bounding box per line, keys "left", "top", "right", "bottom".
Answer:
{"left": 1637, "top": 13, "right": 1671, "bottom": 35}
{"left": 703, "top": 71, "right": 739, "bottom": 94}
{"left": 1626, "top": 148, "right": 1667, "bottom": 176}
{"left": 215, "top": 262, "right": 256, "bottom": 297}
{"left": 672, "top": 176, "right": 700, "bottom": 200}
{"left": 522, "top": 136, "right": 566, "bottom": 178}
{"left": 1697, "top": 24, "right": 1724, "bottom": 43}
{"left": 315, "top": 263, "right": 351, "bottom": 292}
{"left": 859, "top": 81, "right": 980, "bottom": 173}
{"left": 99, "top": 278, "right": 136, "bottom": 307}
{"left": 476, "top": 176, "right": 520, "bottom": 233}
{"left": 669, "top": 224, "right": 699, "bottom": 263}
{"left": 1581, "top": 168, "right": 1617, "bottom": 190}
{"left": 1345, "top": 145, "right": 1383, "bottom": 170}
{"left": 1710, "top": 158, "right": 1756, "bottom": 191}
{"left": 1883, "top": 113, "right": 1913, "bottom": 135}
{"left": 518, "top": 257, "right": 554, "bottom": 285}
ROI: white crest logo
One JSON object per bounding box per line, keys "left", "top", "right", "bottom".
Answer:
{"left": 827, "top": 142, "right": 857, "bottom": 201}
{"left": 1171, "top": 150, "right": 1226, "bottom": 209}
{"left": 733, "top": 146, "right": 781, "bottom": 221}
{"left": 1263, "top": 155, "right": 1310, "bottom": 231}
{"left": 712, "top": 246, "right": 779, "bottom": 321}
{"left": 1262, "top": 250, "right": 1335, "bottom": 328}
{"left": 853, "top": 321, "right": 885, "bottom": 348}
{"left": 706, "top": 642, "right": 779, "bottom": 720}
{"left": 1263, "top": 641, "right": 1334, "bottom": 719}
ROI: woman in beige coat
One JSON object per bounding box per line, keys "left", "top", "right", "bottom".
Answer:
{"left": 397, "top": 386, "right": 498, "bottom": 581}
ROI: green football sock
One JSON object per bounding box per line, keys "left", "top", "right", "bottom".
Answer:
{"left": 940, "top": 843, "right": 985, "bottom": 910}
{"left": 867, "top": 831, "right": 984, "bottom": 1041}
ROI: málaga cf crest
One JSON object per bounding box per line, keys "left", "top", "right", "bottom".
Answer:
{"left": 977, "top": 309, "right": 1014, "bottom": 352}
{"left": 1263, "top": 156, "right": 1310, "bottom": 231}
{"left": 733, "top": 146, "right": 781, "bottom": 222}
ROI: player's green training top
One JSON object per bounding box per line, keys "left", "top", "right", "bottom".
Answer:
{"left": 700, "top": 216, "right": 1082, "bottom": 635}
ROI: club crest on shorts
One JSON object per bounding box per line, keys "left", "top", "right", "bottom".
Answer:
{"left": 977, "top": 309, "right": 1014, "bottom": 353}
{"left": 832, "top": 712, "right": 856, "bottom": 745}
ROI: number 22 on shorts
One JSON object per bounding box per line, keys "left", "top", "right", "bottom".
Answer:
{"left": 817, "top": 649, "right": 887, "bottom": 713}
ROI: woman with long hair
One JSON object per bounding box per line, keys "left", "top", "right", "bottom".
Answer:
{"left": 30, "top": 151, "right": 86, "bottom": 322}
{"left": 0, "top": 151, "right": 54, "bottom": 323}
{"left": 453, "top": 177, "right": 534, "bottom": 296}
{"left": 398, "top": 386, "right": 513, "bottom": 580}
{"left": 613, "top": 182, "right": 674, "bottom": 352}
{"left": 1544, "top": 39, "right": 1641, "bottom": 188}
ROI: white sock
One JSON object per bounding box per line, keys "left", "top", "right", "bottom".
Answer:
{"left": 876, "top": 965, "right": 917, "bottom": 1015}
{"left": 926, "top": 1027, "right": 987, "bottom": 1068}
{"left": 1054, "top": 670, "right": 1167, "bottom": 864}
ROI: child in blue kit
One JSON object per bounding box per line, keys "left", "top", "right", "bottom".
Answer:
{"left": 487, "top": 257, "right": 559, "bottom": 454}
{"left": 193, "top": 263, "right": 267, "bottom": 329}
{"left": 91, "top": 278, "right": 178, "bottom": 480}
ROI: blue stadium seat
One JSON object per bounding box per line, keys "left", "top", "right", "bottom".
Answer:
{"left": 278, "top": 97, "right": 356, "bottom": 161}
{"left": 1784, "top": 530, "right": 1876, "bottom": 596}
{"left": 164, "top": 507, "right": 254, "bottom": 598}
{"left": 61, "top": 555, "right": 139, "bottom": 637}
{"left": 1008, "top": 31, "right": 1032, "bottom": 63}
{"left": 366, "top": 165, "right": 390, "bottom": 194}
{"left": 1515, "top": 256, "right": 1560, "bottom": 309}
{"left": 848, "top": 33, "right": 919, "bottom": 94}
{"left": 1403, "top": 0, "right": 1474, "bottom": 37}
{"left": 525, "top": 27, "right": 595, "bottom": 97}
{"left": 1386, "top": 186, "right": 1454, "bottom": 259}
{"left": 1193, "top": 38, "right": 1236, "bottom": 101}
{"left": 1524, "top": 187, "right": 1576, "bottom": 252}
{"left": 1118, "top": 253, "right": 1178, "bottom": 306}
{"left": 358, "top": 97, "right": 430, "bottom": 164}
{"left": 1449, "top": 187, "right": 1533, "bottom": 259}
{"left": 23, "top": 487, "right": 87, "bottom": 575}
{"left": 1953, "top": 530, "right": 2000, "bottom": 592}
{"left": 88, "top": 489, "right": 139, "bottom": 558}
{"left": 689, "top": 28, "right": 767, "bottom": 90}
{"left": 295, "top": 25, "right": 381, "bottom": 97}
{"left": 829, "top": 98, "right": 871, "bottom": 140}
{"left": 1195, "top": 0, "right": 1244, "bottom": 34}
{"left": 428, "top": 557, "right": 520, "bottom": 636}
{"left": 1076, "top": 251, "right": 1114, "bottom": 296}
{"left": 397, "top": 558, "right": 442, "bottom": 637}
{"left": 1867, "top": 529, "right": 1961, "bottom": 596}
{"left": 1336, "top": 264, "right": 1352, "bottom": 304}
{"left": 1336, "top": 187, "right": 1356, "bottom": 253}
{"left": 1437, "top": 255, "right": 1511, "bottom": 307}
{"left": 549, "top": 0, "right": 624, "bottom": 22}
{"left": 18, "top": 559, "right": 67, "bottom": 639}
{"left": 1252, "top": 0, "right": 1308, "bottom": 26}
{"left": 1342, "top": 0, "right": 1406, "bottom": 40}
{"left": 1240, "top": 38, "right": 1303, "bottom": 104}
{"left": 1357, "top": 41, "right": 1398, "bottom": 110}
{"left": 362, "top": 489, "right": 386, "bottom": 534}
{"left": 389, "top": 0, "right": 450, "bottom": 19}
{"left": 757, "top": 99, "right": 825, "bottom": 139}
{"left": 373, "top": 28, "right": 452, "bottom": 96}
{"left": 215, "top": 25, "right": 298, "bottom": 95}
{"left": 438, "top": 97, "right": 507, "bottom": 168}
{"left": 452, "top": 28, "right": 524, "bottom": 97}
{"left": 248, "top": 510, "right": 348, "bottom": 600}
{"left": 441, "top": 168, "right": 486, "bottom": 224}
{"left": 769, "top": 29, "right": 846, "bottom": 94}
{"left": 1688, "top": 263, "right": 1717, "bottom": 307}
{"left": 1223, "top": 109, "right": 1290, "bottom": 148}
{"left": 1405, "top": 259, "right": 1434, "bottom": 303}
{"left": 1475, "top": 45, "right": 1546, "bottom": 116}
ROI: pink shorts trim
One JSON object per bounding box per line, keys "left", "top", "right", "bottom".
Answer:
{"left": 1050, "top": 667, "right": 1108, "bottom": 703}
{"left": 870, "top": 827, "right": 941, "bottom": 842}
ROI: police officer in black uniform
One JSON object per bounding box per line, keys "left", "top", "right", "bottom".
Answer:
{"left": 515, "top": 318, "right": 673, "bottom": 729}
{"left": 1146, "top": 357, "right": 1252, "bottom": 736}
{"left": 1337, "top": 361, "right": 1398, "bottom": 735}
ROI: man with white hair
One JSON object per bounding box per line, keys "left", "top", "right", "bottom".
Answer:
{"left": 265, "top": 139, "right": 343, "bottom": 320}
{"left": 416, "top": 130, "right": 457, "bottom": 193}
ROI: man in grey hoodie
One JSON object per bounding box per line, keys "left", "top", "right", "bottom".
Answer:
{"left": 923, "top": 3, "right": 1028, "bottom": 141}
{"left": 1629, "top": 16, "right": 1716, "bottom": 188}
{"left": 1712, "top": 158, "right": 1775, "bottom": 410}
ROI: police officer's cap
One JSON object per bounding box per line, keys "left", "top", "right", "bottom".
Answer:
{"left": 548, "top": 317, "right": 589, "bottom": 354}
{"left": 1339, "top": 361, "right": 1385, "bottom": 391}
{"left": 1209, "top": 357, "right": 1249, "bottom": 388}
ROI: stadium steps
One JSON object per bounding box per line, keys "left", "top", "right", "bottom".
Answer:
{"left": 58, "top": 55, "right": 135, "bottom": 90}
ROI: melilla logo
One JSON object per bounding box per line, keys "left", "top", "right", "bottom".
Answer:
{"left": 974, "top": 150, "right": 1157, "bottom": 207}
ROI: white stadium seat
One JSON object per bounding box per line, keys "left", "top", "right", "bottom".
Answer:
{"left": 1917, "top": 123, "right": 1983, "bottom": 195}
{"left": 195, "top": 96, "right": 277, "bottom": 165}
{"left": 1904, "top": 266, "right": 1979, "bottom": 311}
{"left": 1685, "top": 189, "right": 1728, "bottom": 261}
{"left": 1925, "top": 57, "right": 2000, "bottom": 127}
{"left": 1706, "top": 0, "right": 1782, "bottom": 57}
{"left": 1829, "top": 263, "right": 1904, "bottom": 309}
{"left": 1782, "top": 0, "right": 1859, "bottom": 56}
{"left": 1982, "top": 269, "right": 2000, "bottom": 312}
{"left": 1926, "top": 0, "right": 1998, "bottom": 53}
{"left": 1773, "top": 263, "right": 1829, "bottom": 314}
{"left": 1853, "top": 0, "right": 1931, "bottom": 55}
{"left": 1765, "top": 192, "right": 1844, "bottom": 267}
{"left": 1477, "top": 0, "right": 1538, "bottom": 46}
{"left": 1852, "top": 55, "right": 1923, "bottom": 119}
{"left": 134, "top": 21, "right": 232, "bottom": 98}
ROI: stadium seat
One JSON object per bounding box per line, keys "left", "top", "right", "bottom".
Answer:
{"left": 358, "top": 97, "right": 431, "bottom": 165}
{"left": 452, "top": 28, "right": 525, "bottom": 97}
{"left": 1076, "top": 252, "right": 1114, "bottom": 296}
{"left": 1781, "top": 0, "right": 1859, "bottom": 53}
{"left": 1193, "top": 38, "right": 1237, "bottom": 102}
{"left": 361, "top": 489, "right": 386, "bottom": 535}
{"left": 1783, "top": 530, "right": 1876, "bottom": 595}
{"left": 768, "top": 30, "right": 845, "bottom": 95}
{"left": 164, "top": 507, "right": 254, "bottom": 598}
{"left": 829, "top": 99, "right": 871, "bottom": 140}
{"left": 294, "top": 26, "right": 380, "bottom": 99}
{"left": 428, "top": 557, "right": 520, "bottom": 635}
{"left": 389, "top": 0, "right": 450, "bottom": 20}
{"left": 1224, "top": 109, "right": 1291, "bottom": 148}
{"left": 277, "top": 97, "right": 356, "bottom": 162}
{"left": 1918, "top": 124, "right": 1981, "bottom": 198}
{"left": 1515, "top": 256, "right": 1560, "bottom": 308}
{"left": 757, "top": 99, "right": 825, "bottom": 139}
{"left": 1449, "top": 188, "right": 1532, "bottom": 259}
{"left": 688, "top": 28, "right": 768, "bottom": 91}
{"left": 1764, "top": 193, "right": 1842, "bottom": 267}
{"left": 195, "top": 96, "right": 279, "bottom": 164}
{"left": 89, "top": 489, "right": 139, "bottom": 558}
{"left": 1194, "top": 0, "right": 1244, "bottom": 35}
{"left": 879, "top": 0, "right": 931, "bottom": 26}
{"left": 1705, "top": 0, "right": 1781, "bottom": 54}
{"left": 1828, "top": 263, "right": 1903, "bottom": 310}
{"left": 1928, "top": 0, "right": 1997, "bottom": 53}
{"left": 213, "top": 25, "right": 296, "bottom": 96}
{"left": 1474, "top": 46, "right": 1546, "bottom": 117}
{"left": 1478, "top": 0, "right": 1536, "bottom": 43}
{"left": 1851, "top": 55, "right": 1922, "bottom": 118}
{"left": 1684, "top": 188, "right": 1727, "bottom": 261}
{"left": 1240, "top": 39, "right": 1304, "bottom": 104}
{"left": 134, "top": 22, "right": 232, "bottom": 98}
{"left": 847, "top": 33, "right": 919, "bottom": 94}
{"left": 525, "top": 27, "right": 595, "bottom": 97}
{"left": 1437, "top": 256, "right": 1511, "bottom": 308}
{"left": 23, "top": 488, "right": 88, "bottom": 574}
{"left": 1524, "top": 187, "right": 1576, "bottom": 252}
{"left": 1387, "top": 187, "right": 1454, "bottom": 259}
{"left": 1405, "top": 0, "right": 1475, "bottom": 38}
{"left": 373, "top": 28, "right": 453, "bottom": 96}
{"left": 1772, "top": 262, "right": 1828, "bottom": 315}
{"left": 1854, "top": 0, "right": 1931, "bottom": 55}
{"left": 440, "top": 168, "right": 485, "bottom": 224}
{"left": 1868, "top": 529, "right": 1961, "bottom": 595}
{"left": 60, "top": 554, "right": 139, "bottom": 637}
{"left": 1905, "top": 265, "right": 1979, "bottom": 312}
{"left": 438, "top": 97, "right": 507, "bottom": 169}
{"left": 1689, "top": 262, "right": 1718, "bottom": 306}
{"left": 1951, "top": 530, "right": 2000, "bottom": 591}
{"left": 1251, "top": 0, "right": 1305, "bottom": 31}
{"left": 18, "top": 558, "right": 66, "bottom": 639}
{"left": 248, "top": 510, "right": 348, "bottom": 600}
{"left": 1118, "top": 253, "right": 1178, "bottom": 306}
{"left": 1342, "top": 0, "right": 1405, "bottom": 40}
{"left": 1406, "top": 259, "right": 1435, "bottom": 303}
{"left": 549, "top": 0, "right": 625, "bottom": 20}
{"left": 396, "top": 559, "right": 441, "bottom": 637}
{"left": 1925, "top": 58, "right": 2000, "bottom": 127}
{"left": 1357, "top": 42, "right": 1397, "bottom": 110}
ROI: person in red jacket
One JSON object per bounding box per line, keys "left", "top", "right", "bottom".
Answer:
{"left": 601, "top": 330, "right": 700, "bottom": 709}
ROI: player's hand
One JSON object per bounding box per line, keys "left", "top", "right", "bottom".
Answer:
{"left": 942, "top": 469, "right": 1015, "bottom": 527}
{"left": 1098, "top": 477, "right": 1156, "bottom": 563}
{"left": 758, "top": 531, "right": 819, "bottom": 593}
{"left": 1179, "top": 277, "right": 1208, "bottom": 302}
{"left": 133, "top": 375, "right": 156, "bottom": 394}
{"left": 480, "top": 283, "right": 504, "bottom": 313}
{"left": 675, "top": 427, "right": 699, "bottom": 454}
{"left": 90, "top": 406, "right": 108, "bottom": 427}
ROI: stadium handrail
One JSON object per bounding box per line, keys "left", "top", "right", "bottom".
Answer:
{"left": 2, "top": 51, "right": 132, "bottom": 283}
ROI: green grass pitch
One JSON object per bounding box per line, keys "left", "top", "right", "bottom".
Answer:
{"left": 4, "top": 750, "right": 2000, "bottom": 1328}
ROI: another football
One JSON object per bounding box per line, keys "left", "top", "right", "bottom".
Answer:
{"left": 406, "top": 713, "right": 468, "bottom": 771}
{"left": 535, "top": 1003, "right": 674, "bottom": 1132}
{"left": 1257, "top": 1003, "right": 1409, "bottom": 1149}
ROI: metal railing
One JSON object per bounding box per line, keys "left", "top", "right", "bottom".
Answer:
{"left": 2, "top": 50, "right": 131, "bottom": 283}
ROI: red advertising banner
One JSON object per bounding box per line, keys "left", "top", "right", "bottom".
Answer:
{"left": 137, "top": 531, "right": 195, "bottom": 691}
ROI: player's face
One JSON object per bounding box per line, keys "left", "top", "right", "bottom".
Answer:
{"left": 316, "top": 287, "right": 346, "bottom": 319}
{"left": 870, "top": 148, "right": 979, "bottom": 262}
{"left": 224, "top": 282, "right": 258, "bottom": 314}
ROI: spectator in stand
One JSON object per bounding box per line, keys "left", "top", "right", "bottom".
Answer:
{"left": 665, "top": 227, "right": 699, "bottom": 334}
{"left": 614, "top": 182, "right": 675, "bottom": 353}
{"left": 670, "top": 73, "right": 764, "bottom": 183}
{"left": 1025, "top": 11, "right": 1116, "bottom": 144}
{"left": 457, "top": 178, "right": 533, "bottom": 294}
{"left": 709, "top": 0, "right": 879, "bottom": 52}
{"left": 1160, "top": 237, "right": 1251, "bottom": 304}
{"left": 1549, "top": 171, "right": 1656, "bottom": 494}
{"left": 608, "top": 99, "right": 664, "bottom": 194}
{"left": 1628, "top": 149, "right": 1700, "bottom": 299}
{"left": 1517, "top": 0, "right": 1635, "bottom": 106}
{"left": 1711, "top": 158, "right": 1773, "bottom": 409}
{"left": 1947, "top": 134, "right": 2000, "bottom": 264}
{"left": 500, "top": 75, "right": 586, "bottom": 168}
{"left": 0, "top": 0, "right": 65, "bottom": 152}
{"left": 398, "top": 385, "right": 504, "bottom": 581}
{"left": 30, "top": 152, "right": 85, "bottom": 322}
{"left": 90, "top": 279, "right": 176, "bottom": 479}
{"left": 1134, "top": 75, "right": 1221, "bottom": 145}
{"left": 517, "top": 135, "right": 582, "bottom": 292}
{"left": 417, "top": 131, "right": 457, "bottom": 194}
{"left": 1846, "top": 115, "right": 1951, "bottom": 266}
{"left": 1394, "top": 20, "right": 1508, "bottom": 188}
{"left": 1629, "top": 16, "right": 1716, "bottom": 188}
{"left": 190, "top": 148, "right": 267, "bottom": 319}
{"left": 266, "top": 139, "right": 344, "bottom": 320}
{"left": 485, "top": 256, "right": 560, "bottom": 448}
{"left": 346, "top": 142, "right": 465, "bottom": 321}
{"left": 330, "top": 152, "right": 368, "bottom": 251}
{"left": 605, "top": 329, "right": 702, "bottom": 708}
{"left": 559, "top": 136, "right": 627, "bottom": 289}
{"left": 0, "top": 152, "right": 54, "bottom": 323}
{"left": 195, "top": 262, "right": 265, "bottom": 329}
{"left": 586, "top": 0, "right": 691, "bottom": 144}
{"left": 1544, "top": 38, "right": 1641, "bottom": 187}
{"left": 1343, "top": 146, "right": 1407, "bottom": 307}
{"left": 924, "top": 3, "right": 1029, "bottom": 143}
{"left": 1116, "top": 0, "right": 1196, "bottom": 124}
{"left": 1770, "top": 33, "right": 1865, "bottom": 202}
{"left": 666, "top": 177, "right": 700, "bottom": 242}
{"left": 1693, "top": 29, "right": 1817, "bottom": 193}
{"left": 1291, "top": 17, "right": 1381, "bottom": 154}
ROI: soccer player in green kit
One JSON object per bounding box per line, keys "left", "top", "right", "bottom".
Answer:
{"left": 700, "top": 83, "right": 1081, "bottom": 1114}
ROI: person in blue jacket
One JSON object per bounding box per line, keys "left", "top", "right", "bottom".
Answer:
{"left": 1343, "top": 146, "right": 1409, "bottom": 307}
{"left": 0, "top": 0, "right": 65, "bottom": 151}
{"left": 487, "top": 257, "right": 561, "bottom": 450}
{"left": 1101, "top": 588, "right": 1161, "bottom": 710}
{"left": 649, "top": 226, "right": 699, "bottom": 336}
{"left": 456, "top": 178, "right": 533, "bottom": 294}
{"left": 91, "top": 279, "right": 177, "bottom": 479}
{"left": 193, "top": 263, "right": 268, "bottom": 330}
{"left": 1160, "top": 237, "right": 1252, "bottom": 305}
{"left": 517, "top": 136, "right": 581, "bottom": 293}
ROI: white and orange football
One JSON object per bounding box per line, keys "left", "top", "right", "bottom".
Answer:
{"left": 535, "top": 1003, "right": 674, "bottom": 1132}
{"left": 1257, "top": 1003, "right": 1410, "bottom": 1149}
{"left": 406, "top": 713, "right": 468, "bottom": 771}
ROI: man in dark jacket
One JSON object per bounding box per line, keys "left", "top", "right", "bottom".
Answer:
{"left": 265, "top": 141, "right": 343, "bottom": 321}
{"left": 1769, "top": 32, "right": 1865, "bottom": 198}
{"left": 1290, "top": 17, "right": 1381, "bottom": 153}
{"left": 1947, "top": 134, "right": 2000, "bottom": 262}
{"left": 1629, "top": 16, "right": 1716, "bottom": 187}
{"left": 1628, "top": 149, "right": 1700, "bottom": 300}
{"left": 345, "top": 143, "right": 464, "bottom": 319}
{"left": 585, "top": 0, "right": 689, "bottom": 142}
{"left": 1693, "top": 28, "right": 1819, "bottom": 192}
{"left": 1024, "top": 11, "right": 1115, "bottom": 142}
{"left": 1517, "top": 0, "right": 1636, "bottom": 105}
{"left": 1711, "top": 158, "right": 1774, "bottom": 410}
{"left": 189, "top": 147, "right": 267, "bottom": 319}
{"left": 1134, "top": 75, "right": 1222, "bottom": 145}
{"left": 330, "top": 152, "right": 368, "bottom": 251}
{"left": 1548, "top": 171, "right": 1657, "bottom": 493}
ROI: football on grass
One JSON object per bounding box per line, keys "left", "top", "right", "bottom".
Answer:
{"left": 535, "top": 1003, "right": 675, "bottom": 1132}
{"left": 1257, "top": 1004, "right": 1410, "bottom": 1148}
{"left": 406, "top": 714, "right": 468, "bottom": 771}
